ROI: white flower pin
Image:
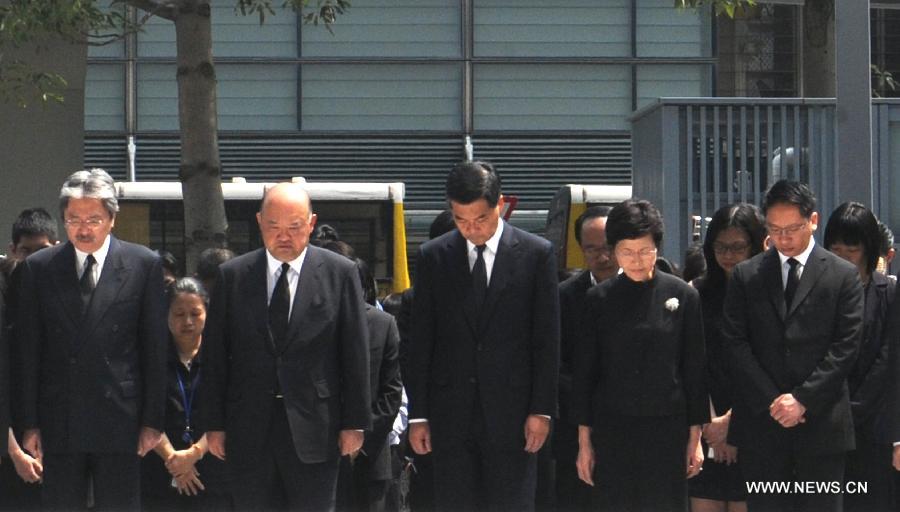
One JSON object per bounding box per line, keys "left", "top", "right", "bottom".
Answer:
{"left": 665, "top": 297, "right": 680, "bottom": 312}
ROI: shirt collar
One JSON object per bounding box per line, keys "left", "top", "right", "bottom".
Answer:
{"left": 778, "top": 237, "right": 816, "bottom": 267}
{"left": 465, "top": 219, "right": 504, "bottom": 255}
{"left": 74, "top": 235, "right": 111, "bottom": 270}
{"left": 265, "top": 247, "right": 308, "bottom": 278}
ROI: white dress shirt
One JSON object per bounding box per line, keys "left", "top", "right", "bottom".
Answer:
{"left": 265, "top": 248, "right": 307, "bottom": 319}
{"left": 74, "top": 235, "right": 111, "bottom": 286}
{"left": 465, "top": 220, "right": 504, "bottom": 285}
{"left": 778, "top": 238, "right": 816, "bottom": 289}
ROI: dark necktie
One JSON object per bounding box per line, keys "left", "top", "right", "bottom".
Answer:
{"left": 80, "top": 254, "right": 96, "bottom": 309}
{"left": 472, "top": 245, "right": 487, "bottom": 310}
{"left": 269, "top": 263, "right": 291, "bottom": 352}
{"left": 784, "top": 257, "right": 800, "bottom": 307}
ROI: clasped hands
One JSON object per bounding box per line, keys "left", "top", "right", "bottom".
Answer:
{"left": 769, "top": 393, "right": 806, "bottom": 428}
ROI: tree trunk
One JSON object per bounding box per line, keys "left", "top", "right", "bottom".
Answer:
{"left": 174, "top": 0, "right": 227, "bottom": 272}
{"left": 802, "top": 0, "right": 835, "bottom": 97}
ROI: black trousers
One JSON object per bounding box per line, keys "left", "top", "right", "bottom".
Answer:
{"left": 431, "top": 400, "right": 537, "bottom": 512}
{"left": 740, "top": 443, "right": 845, "bottom": 512}
{"left": 844, "top": 439, "right": 894, "bottom": 512}
{"left": 232, "top": 398, "right": 340, "bottom": 512}
{"left": 42, "top": 452, "right": 140, "bottom": 511}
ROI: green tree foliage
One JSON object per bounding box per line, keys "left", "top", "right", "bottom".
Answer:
{"left": 675, "top": 0, "right": 757, "bottom": 18}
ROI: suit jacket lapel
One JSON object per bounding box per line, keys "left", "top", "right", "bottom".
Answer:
{"left": 479, "top": 224, "right": 517, "bottom": 332}
{"left": 762, "top": 248, "right": 787, "bottom": 320}
{"left": 282, "top": 246, "right": 323, "bottom": 354}
{"left": 81, "top": 237, "right": 131, "bottom": 342}
{"left": 50, "top": 242, "right": 84, "bottom": 328}
{"left": 244, "top": 249, "right": 275, "bottom": 354}
{"left": 786, "top": 244, "right": 827, "bottom": 318}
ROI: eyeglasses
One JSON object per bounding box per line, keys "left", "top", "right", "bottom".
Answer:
{"left": 766, "top": 222, "right": 807, "bottom": 238}
{"left": 615, "top": 247, "right": 658, "bottom": 261}
{"left": 64, "top": 217, "right": 106, "bottom": 228}
{"left": 713, "top": 241, "right": 751, "bottom": 255}
{"left": 582, "top": 245, "right": 611, "bottom": 257}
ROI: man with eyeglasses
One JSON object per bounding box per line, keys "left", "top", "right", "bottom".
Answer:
{"left": 15, "top": 169, "right": 168, "bottom": 510}
{"left": 554, "top": 205, "right": 614, "bottom": 511}
{"left": 722, "top": 180, "right": 864, "bottom": 512}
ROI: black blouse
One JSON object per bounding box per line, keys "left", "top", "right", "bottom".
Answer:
{"left": 572, "top": 271, "right": 709, "bottom": 427}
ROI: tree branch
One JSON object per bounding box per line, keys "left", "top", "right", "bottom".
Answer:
{"left": 124, "top": 0, "right": 178, "bottom": 22}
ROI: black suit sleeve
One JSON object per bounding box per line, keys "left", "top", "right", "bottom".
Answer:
{"left": 200, "top": 266, "right": 229, "bottom": 432}
{"left": 529, "top": 242, "right": 560, "bottom": 417}
{"left": 16, "top": 259, "right": 41, "bottom": 430}
{"left": 365, "top": 316, "right": 402, "bottom": 453}
{"left": 0, "top": 278, "right": 8, "bottom": 453}
{"left": 338, "top": 263, "right": 372, "bottom": 430}
{"left": 722, "top": 263, "right": 781, "bottom": 415}
{"left": 138, "top": 256, "right": 168, "bottom": 432}
{"left": 571, "top": 289, "right": 599, "bottom": 427}
{"left": 407, "top": 246, "right": 434, "bottom": 421}
{"left": 680, "top": 286, "right": 709, "bottom": 426}
{"left": 791, "top": 266, "right": 864, "bottom": 415}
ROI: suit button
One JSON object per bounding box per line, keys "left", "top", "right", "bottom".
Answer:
{"left": 69, "top": 357, "right": 76, "bottom": 365}
{"left": 477, "top": 344, "right": 484, "bottom": 351}
{"left": 468, "top": 377, "right": 477, "bottom": 384}
{"left": 111, "top": 325, "right": 119, "bottom": 332}
{"left": 104, "top": 390, "right": 112, "bottom": 399}
{"left": 785, "top": 349, "right": 791, "bottom": 356}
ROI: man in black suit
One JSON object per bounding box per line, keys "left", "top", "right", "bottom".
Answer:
{"left": 722, "top": 180, "right": 864, "bottom": 512}
{"left": 16, "top": 169, "right": 167, "bottom": 510}
{"left": 555, "top": 205, "right": 614, "bottom": 511}
{"left": 407, "top": 161, "right": 560, "bottom": 511}
{"left": 203, "top": 183, "right": 371, "bottom": 511}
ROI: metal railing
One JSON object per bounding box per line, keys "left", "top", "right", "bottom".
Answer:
{"left": 631, "top": 98, "right": 900, "bottom": 262}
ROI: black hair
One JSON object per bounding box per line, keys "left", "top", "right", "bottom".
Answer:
{"left": 11, "top": 207, "right": 58, "bottom": 245}
{"left": 879, "top": 222, "right": 895, "bottom": 257}
{"left": 312, "top": 224, "right": 340, "bottom": 245}
{"left": 320, "top": 240, "right": 356, "bottom": 260}
{"left": 429, "top": 210, "right": 457, "bottom": 240}
{"left": 574, "top": 205, "right": 613, "bottom": 246}
{"left": 195, "top": 248, "right": 236, "bottom": 282}
{"left": 824, "top": 201, "right": 881, "bottom": 275}
{"left": 381, "top": 292, "right": 403, "bottom": 318}
{"left": 167, "top": 277, "right": 209, "bottom": 308}
{"left": 762, "top": 180, "right": 816, "bottom": 218}
{"left": 605, "top": 199, "right": 664, "bottom": 249}
{"left": 156, "top": 250, "right": 178, "bottom": 277}
{"left": 355, "top": 257, "right": 377, "bottom": 306}
{"left": 445, "top": 161, "right": 501, "bottom": 207}
{"left": 682, "top": 243, "right": 707, "bottom": 284}
{"left": 702, "top": 203, "right": 767, "bottom": 288}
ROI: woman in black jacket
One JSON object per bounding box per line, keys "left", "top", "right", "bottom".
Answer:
{"left": 688, "top": 203, "right": 766, "bottom": 512}
{"left": 825, "top": 202, "right": 896, "bottom": 512}
{"left": 573, "top": 199, "right": 709, "bottom": 512}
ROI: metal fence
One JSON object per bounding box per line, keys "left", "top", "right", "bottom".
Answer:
{"left": 631, "top": 98, "right": 900, "bottom": 262}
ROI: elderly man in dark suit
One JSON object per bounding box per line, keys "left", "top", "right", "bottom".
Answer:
{"left": 555, "top": 205, "right": 614, "bottom": 511}
{"left": 203, "top": 183, "right": 370, "bottom": 511}
{"left": 16, "top": 168, "right": 168, "bottom": 510}
{"left": 722, "top": 180, "right": 864, "bottom": 512}
{"left": 407, "top": 161, "right": 560, "bottom": 511}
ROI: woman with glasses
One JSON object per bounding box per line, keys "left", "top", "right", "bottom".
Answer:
{"left": 824, "top": 202, "right": 896, "bottom": 512}
{"left": 141, "top": 278, "right": 230, "bottom": 511}
{"left": 688, "top": 204, "right": 766, "bottom": 512}
{"left": 573, "top": 198, "right": 709, "bottom": 512}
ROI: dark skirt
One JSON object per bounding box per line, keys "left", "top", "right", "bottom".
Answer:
{"left": 687, "top": 439, "right": 748, "bottom": 502}
{"left": 591, "top": 414, "right": 688, "bottom": 512}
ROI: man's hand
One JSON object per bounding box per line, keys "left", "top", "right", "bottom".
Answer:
{"left": 207, "top": 431, "right": 226, "bottom": 461}
{"left": 21, "top": 429, "right": 42, "bottom": 463}
{"left": 702, "top": 412, "right": 730, "bottom": 446}
{"left": 409, "top": 422, "right": 432, "bottom": 455}
{"left": 893, "top": 445, "right": 900, "bottom": 471}
{"left": 166, "top": 446, "right": 203, "bottom": 477}
{"left": 338, "top": 430, "right": 364, "bottom": 457}
{"left": 137, "top": 427, "right": 162, "bottom": 457}
{"left": 174, "top": 467, "right": 205, "bottom": 496}
{"left": 769, "top": 394, "right": 807, "bottom": 428}
{"left": 523, "top": 415, "right": 550, "bottom": 453}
